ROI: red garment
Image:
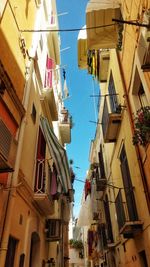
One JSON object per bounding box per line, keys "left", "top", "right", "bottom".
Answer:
{"left": 44, "top": 55, "right": 54, "bottom": 88}
{"left": 85, "top": 179, "right": 91, "bottom": 200}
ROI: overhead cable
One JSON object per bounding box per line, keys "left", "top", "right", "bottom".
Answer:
{"left": 20, "top": 23, "right": 115, "bottom": 33}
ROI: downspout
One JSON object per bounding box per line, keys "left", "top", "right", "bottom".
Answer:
{"left": 0, "top": 60, "right": 34, "bottom": 267}
{"left": 116, "top": 51, "right": 150, "bottom": 213}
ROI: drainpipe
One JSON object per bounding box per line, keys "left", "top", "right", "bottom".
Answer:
{"left": 116, "top": 51, "right": 150, "bottom": 213}
{"left": 0, "top": 60, "right": 34, "bottom": 267}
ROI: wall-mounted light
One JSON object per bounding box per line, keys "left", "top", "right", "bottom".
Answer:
{"left": 46, "top": 258, "right": 55, "bottom": 267}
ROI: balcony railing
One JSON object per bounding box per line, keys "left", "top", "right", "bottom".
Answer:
{"left": 102, "top": 96, "right": 122, "bottom": 143}
{"left": 92, "top": 165, "right": 107, "bottom": 192}
{"left": 34, "top": 159, "right": 54, "bottom": 215}
{"left": 115, "top": 190, "right": 142, "bottom": 238}
{"left": 45, "top": 219, "right": 61, "bottom": 242}
{"left": 96, "top": 145, "right": 107, "bottom": 191}
{"left": 59, "top": 109, "right": 71, "bottom": 144}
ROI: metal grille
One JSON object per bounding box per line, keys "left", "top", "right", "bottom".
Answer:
{"left": 0, "top": 119, "right": 12, "bottom": 160}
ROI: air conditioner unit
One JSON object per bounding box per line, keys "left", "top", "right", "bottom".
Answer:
{"left": 45, "top": 219, "right": 61, "bottom": 242}
{"left": 0, "top": 119, "right": 17, "bottom": 173}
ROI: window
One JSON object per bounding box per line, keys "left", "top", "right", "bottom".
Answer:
{"left": 5, "top": 236, "right": 18, "bottom": 267}
{"left": 0, "top": 78, "right": 6, "bottom": 95}
{"left": 120, "top": 144, "right": 138, "bottom": 221}
{"left": 138, "top": 84, "right": 149, "bottom": 107}
{"left": 19, "top": 254, "right": 25, "bottom": 267}
{"left": 45, "top": 219, "right": 61, "bottom": 240}
{"left": 104, "top": 195, "right": 113, "bottom": 243}
{"left": 115, "top": 190, "right": 126, "bottom": 230}
{"left": 31, "top": 103, "right": 36, "bottom": 124}
{"left": 108, "top": 72, "right": 118, "bottom": 112}
{"left": 132, "top": 67, "right": 149, "bottom": 109}
{"left": 139, "top": 250, "right": 148, "bottom": 267}
{"left": 35, "top": 128, "right": 46, "bottom": 193}
{"left": 98, "top": 144, "right": 106, "bottom": 179}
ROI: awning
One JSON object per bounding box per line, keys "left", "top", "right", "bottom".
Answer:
{"left": 86, "top": 0, "right": 121, "bottom": 50}
{"left": 40, "top": 116, "right": 72, "bottom": 193}
{"left": 86, "top": 0, "right": 120, "bottom": 12}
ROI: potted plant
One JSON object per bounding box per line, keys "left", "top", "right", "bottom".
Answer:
{"left": 132, "top": 106, "right": 150, "bottom": 146}
{"left": 69, "top": 239, "right": 83, "bottom": 249}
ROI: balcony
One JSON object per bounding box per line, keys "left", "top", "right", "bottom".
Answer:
{"left": 86, "top": 1, "right": 122, "bottom": 50}
{"left": 0, "top": 119, "right": 17, "bottom": 173}
{"left": 45, "top": 219, "right": 61, "bottom": 242}
{"left": 102, "top": 96, "right": 122, "bottom": 143}
{"left": 91, "top": 163, "right": 107, "bottom": 192}
{"left": 115, "top": 190, "right": 143, "bottom": 238}
{"left": 96, "top": 146, "right": 107, "bottom": 191}
{"left": 96, "top": 179, "right": 107, "bottom": 191}
{"left": 34, "top": 159, "right": 54, "bottom": 215}
{"left": 59, "top": 108, "right": 71, "bottom": 144}
{"left": 41, "top": 86, "right": 58, "bottom": 122}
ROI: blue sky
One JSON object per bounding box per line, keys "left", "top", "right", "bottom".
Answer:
{"left": 56, "top": 1, "right": 99, "bottom": 218}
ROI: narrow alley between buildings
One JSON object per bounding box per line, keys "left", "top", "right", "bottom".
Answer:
{"left": 0, "top": 1, "right": 150, "bottom": 267}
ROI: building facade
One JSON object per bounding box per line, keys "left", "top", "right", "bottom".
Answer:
{"left": 77, "top": 0, "right": 150, "bottom": 267}
{"left": 0, "top": 1, "right": 73, "bottom": 267}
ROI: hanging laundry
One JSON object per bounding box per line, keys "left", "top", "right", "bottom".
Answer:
{"left": 44, "top": 55, "right": 55, "bottom": 88}
{"left": 63, "top": 69, "right": 69, "bottom": 99}
{"left": 85, "top": 179, "right": 91, "bottom": 200}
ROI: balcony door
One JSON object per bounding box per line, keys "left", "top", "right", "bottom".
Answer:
{"left": 98, "top": 144, "right": 106, "bottom": 179}
{"left": 29, "top": 232, "right": 40, "bottom": 267}
{"left": 120, "top": 145, "right": 138, "bottom": 221}
{"left": 4, "top": 236, "right": 18, "bottom": 267}
{"left": 104, "top": 195, "right": 113, "bottom": 243}
{"left": 108, "top": 72, "right": 118, "bottom": 112}
{"left": 35, "top": 128, "right": 46, "bottom": 193}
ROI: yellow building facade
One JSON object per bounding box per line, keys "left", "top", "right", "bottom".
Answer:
{"left": 0, "top": 1, "right": 73, "bottom": 267}
{"left": 77, "top": 0, "right": 150, "bottom": 267}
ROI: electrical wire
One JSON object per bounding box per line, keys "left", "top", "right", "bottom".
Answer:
{"left": 20, "top": 19, "right": 150, "bottom": 33}
{"left": 74, "top": 178, "right": 85, "bottom": 183}
{"left": 20, "top": 23, "right": 115, "bottom": 33}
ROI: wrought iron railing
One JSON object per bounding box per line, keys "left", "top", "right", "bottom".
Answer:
{"left": 115, "top": 189, "right": 139, "bottom": 231}
{"left": 102, "top": 95, "right": 122, "bottom": 141}
{"left": 34, "top": 159, "right": 48, "bottom": 194}
{"left": 102, "top": 97, "right": 109, "bottom": 138}
{"left": 60, "top": 109, "right": 70, "bottom": 124}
